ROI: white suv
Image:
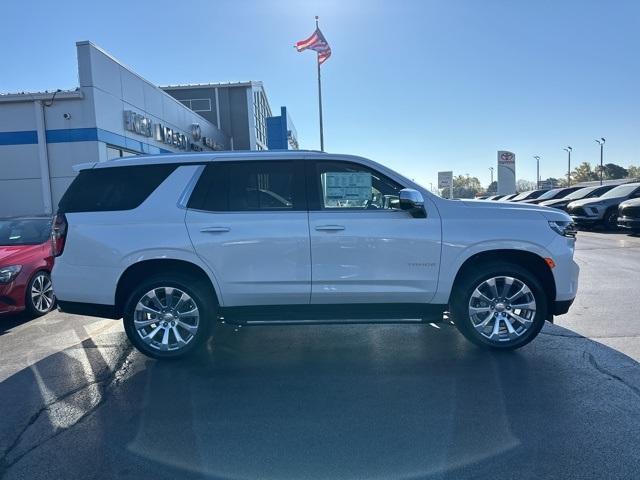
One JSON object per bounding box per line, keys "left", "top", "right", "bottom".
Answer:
{"left": 52, "top": 151, "right": 579, "bottom": 359}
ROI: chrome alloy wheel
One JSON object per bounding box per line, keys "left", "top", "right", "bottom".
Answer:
{"left": 31, "top": 273, "right": 55, "bottom": 313}
{"left": 467, "top": 276, "right": 537, "bottom": 342}
{"left": 134, "top": 287, "right": 200, "bottom": 352}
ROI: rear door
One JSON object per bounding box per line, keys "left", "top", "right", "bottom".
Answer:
{"left": 307, "top": 160, "right": 441, "bottom": 304}
{"left": 185, "top": 160, "right": 310, "bottom": 306}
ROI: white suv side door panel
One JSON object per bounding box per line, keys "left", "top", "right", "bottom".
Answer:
{"left": 309, "top": 210, "right": 440, "bottom": 303}
{"left": 186, "top": 210, "right": 311, "bottom": 306}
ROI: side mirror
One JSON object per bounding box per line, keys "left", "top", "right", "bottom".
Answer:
{"left": 399, "top": 189, "right": 426, "bottom": 217}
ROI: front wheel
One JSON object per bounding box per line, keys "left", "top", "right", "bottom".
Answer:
{"left": 25, "top": 271, "right": 55, "bottom": 317}
{"left": 123, "top": 275, "right": 214, "bottom": 359}
{"left": 450, "top": 263, "right": 548, "bottom": 350}
{"left": 602, "top": 209, "right": 619, "bottom": 231}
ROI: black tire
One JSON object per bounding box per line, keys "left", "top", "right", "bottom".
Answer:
{"left": 602, "top": 208, "right": 619, "bottom": 231}
{"left": 123, "top": 274, "right": 215, "bottom": 360}
{"left": 450, "top": 262, "right": 548, "bottom": 350}
{"left": 25, "top": 270, "right": 55, "bottom": 317}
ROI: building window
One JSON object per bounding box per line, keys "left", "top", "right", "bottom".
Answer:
{"left": 179, "top": 98, "right": 212, "bottom": 112}
{"left": 253, "top": 89, "right": 271, "bottom": 149}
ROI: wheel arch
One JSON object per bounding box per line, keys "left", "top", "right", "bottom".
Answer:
{"left": 449, "top": 249, "right": 556, "bottom": 308}
{"left": 114, "top": 259, "right": 219, "bottom": 318}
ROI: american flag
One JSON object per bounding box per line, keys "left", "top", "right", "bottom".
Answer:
{"left": 295, "top": 27, "right": 332, "bottom": 65}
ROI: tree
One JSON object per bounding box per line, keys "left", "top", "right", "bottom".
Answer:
{"left": 441, "top": 175, "right": 483, "bottom": 199}
{"left": 517, "top": 179, "right": 536, "bottom": 192}
{"left": 596, "top": 163, "right": 628, "bottom": 180}
{"left": 486, "top": 181, "right": 497, "bottom": 195}
{"left": 572, "top": 162, "right": 598, "bottom": 183}
{"left": 628, "top": 165, "right": 640, "bottom": 179}
{"left": 541, "top": 177, "right": 561, "bottom": 188}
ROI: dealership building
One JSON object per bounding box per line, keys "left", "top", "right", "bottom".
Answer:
{"left": 0, "top": 41, "right": 298, "bottom": 218}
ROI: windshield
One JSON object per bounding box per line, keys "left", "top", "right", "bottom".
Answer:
{"left": 598, "top": 184, "right": 640, "bottom": 200}
{"left": 564, "top": 187, "right": 598, "bottom": 200}
{"left": 0, "top": 218, "right": 51, "bottom": 246}
{"left": 512, "top": 191, "right": 533, "bottom": 201}
{"left": 536, "top": 188, "right": 562, "bottom": 200}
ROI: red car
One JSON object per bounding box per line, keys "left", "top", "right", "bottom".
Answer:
{"left": 0, "top": 216, "right": 55, "bottom": 317}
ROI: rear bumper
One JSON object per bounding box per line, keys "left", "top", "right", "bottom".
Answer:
{"left": 618, "top": 216, "right": 640, "bottom": 230}
{"left": 57, "top": 301, "right": 120, "bottom": 319}
{"left": 553, "top": 298, "right": 574, "bottom": 316}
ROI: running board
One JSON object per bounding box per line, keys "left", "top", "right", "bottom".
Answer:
{"left": 217, "top": 303, "right": 447, "bottom": 326}
{"left": 241, "top": 318, "right": 432, "bottom": 326}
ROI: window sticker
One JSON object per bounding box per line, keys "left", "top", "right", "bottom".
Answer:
{"left": 323, "top": 172, "right": 372, "bottom": 202}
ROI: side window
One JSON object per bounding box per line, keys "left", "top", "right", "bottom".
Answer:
{"left": 228, "top": 162, "right": 294, "bottom": 211}
{"left": 188, "top": 161, "right": 303, "bottom": 212}
{"left": 314, "top": 161, "right": 402, "bottom": 210}
{"left": 58, "top": 164, "right": 177, "bottom": 213}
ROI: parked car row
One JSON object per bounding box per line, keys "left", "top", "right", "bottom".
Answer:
{"left": 480, "top": 182, "right": 640, "bottom": 232}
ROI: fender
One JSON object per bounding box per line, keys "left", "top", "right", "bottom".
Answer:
{"left": 118, "top": 247, "right": 226, "bottom": 307}
{"left": 431, "top": 239, "right": 554, "bottom": 304}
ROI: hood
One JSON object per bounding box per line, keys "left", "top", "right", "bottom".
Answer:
{"left": 460, "top": 199, "right": 571, "bottom": 222}
{"left": 540, "top": 198, "right": 570, "bottom": 207}
{"left": 567, "top": 196, "right": 624, "bottom": 209}
{"left": 0, "top": 244, "right": 43, "bottom": 266}
{"left": 619, "top": 198, "right": 640, "bottom": 209}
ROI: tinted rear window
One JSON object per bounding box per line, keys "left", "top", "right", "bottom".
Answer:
{"left": 58, "top": 164, "right": 177, "bottom": 213}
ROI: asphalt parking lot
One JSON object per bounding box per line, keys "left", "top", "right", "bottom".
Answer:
{"left": 1, "top": 231, "right": 640, "bottom": 480}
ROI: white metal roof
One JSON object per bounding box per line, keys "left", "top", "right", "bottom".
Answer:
{"left": 161, "top": 81, "right": 264, "bottom": 90}
{"left": 0, "top": 89, "right": 83, "bottom": 103}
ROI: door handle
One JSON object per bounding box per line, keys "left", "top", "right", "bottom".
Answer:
{"left": 315, "top": 225, "right": 345, "bottom": 232}
{"left": 200, "top": 226, "right": 231, "bottom": 233}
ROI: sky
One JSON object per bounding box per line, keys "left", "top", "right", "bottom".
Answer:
{"left": 1, "top": 0, "right": 638, "bottom": 190}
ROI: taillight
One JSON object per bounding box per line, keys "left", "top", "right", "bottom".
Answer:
{"left": 52, "top": 213, "right": 68, "bottom": 257}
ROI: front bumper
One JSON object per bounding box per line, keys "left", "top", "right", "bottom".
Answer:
{"left": 618, "top": 216, "right": 640, "bottom": 230}
{"left": 570, "top": 215, "right": 601, "bottom": 226}
{"left": 0, "top": 281, "right": 26, "bottom": 315}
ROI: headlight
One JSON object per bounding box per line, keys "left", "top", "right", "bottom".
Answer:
{"left": 549, "top": 221, "right": 577, "bottom": 238}
{"left": 0, "top": 265, "right": 22, "bottom": 283}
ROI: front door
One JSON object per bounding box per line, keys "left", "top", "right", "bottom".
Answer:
{"left": 307, "top": 160, "right": 441, "bottom": 304}
{"left": 185, "top": 160, "right": 310, "bottom": 306}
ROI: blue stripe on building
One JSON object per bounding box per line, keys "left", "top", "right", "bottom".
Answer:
{"left": 0, "top": 130, "right": 38, "bottom": 145}
{"left": 1, "top": 127, "right": 173, "bottom": 154}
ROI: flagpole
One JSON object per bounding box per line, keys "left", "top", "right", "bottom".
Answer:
{"left": 315, "top": 15, "right": 324, "bottom": 152}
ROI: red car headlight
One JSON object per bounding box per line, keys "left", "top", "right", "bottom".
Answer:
{"left": 0, "top": 265, "right": 22, "bottom": 284}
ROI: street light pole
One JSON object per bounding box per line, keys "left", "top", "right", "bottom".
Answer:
{"left": 595, "top": 138, "right": 606, "bottom": 185}
{"left": 533, "top": 156, "right": 540, "bottom": 189}
{"left": 563, "top": 146, "right": 572, "bottom": 186}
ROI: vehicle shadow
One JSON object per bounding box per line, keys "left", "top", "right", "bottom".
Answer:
{"left": 2, "top": 321, "right": 640, "bottom": 480}
{"left": 579, "top": 227, "right": 638, "bottom": 236}
{"left": 0, "top": 312, "right": 36, "bottom": 336}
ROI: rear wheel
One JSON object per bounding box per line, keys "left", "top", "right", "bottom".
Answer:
{"left": 25, "top": 271, "right": 55, "bottom": 317}
{"left": 123, "top": 275, "right": 214, "bottom": 359}
{"left": 450, "top": 262, "right": 548, "bottom": 350}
